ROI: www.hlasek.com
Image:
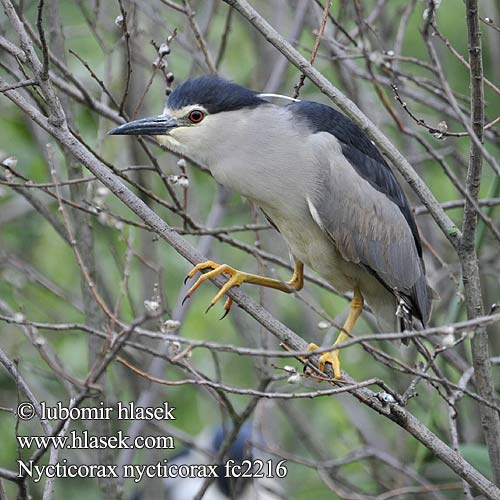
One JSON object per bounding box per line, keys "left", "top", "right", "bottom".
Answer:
{"left": 17, "top": 430, "right": 174, "bottom": 450}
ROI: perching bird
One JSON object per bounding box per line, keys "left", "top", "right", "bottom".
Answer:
{"left": 110, "top": 76, "right": 433, "bottom": 379}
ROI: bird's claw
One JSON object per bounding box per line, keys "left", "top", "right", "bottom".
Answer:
{"left": 220, "top": 298, "right": 233, "bottom": 320}
{"left": 184, "top": 260, "right": 220, "bottom": 284}
{"left": 183, "top": 261, "right": 243, "bottom": 315}
{"left": 306, "top": 343, "right": 342, "bottom": 380}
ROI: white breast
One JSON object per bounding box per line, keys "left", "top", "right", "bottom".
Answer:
{"left": 262, "top": 203, "right": 356, "bottom": 294}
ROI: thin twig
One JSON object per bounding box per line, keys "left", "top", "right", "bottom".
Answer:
{"left": 36, "top": 0, "right": 49, "bottom": 80}
{"left": 293, "top": 0, "right": 331, "bottom": 98}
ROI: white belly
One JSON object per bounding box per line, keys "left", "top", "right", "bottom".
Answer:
{"left": 263, "top": 205, "right": 399, "bottom": 332}
{"left": 264, "top": 205, "right": 355, "bottom": 293}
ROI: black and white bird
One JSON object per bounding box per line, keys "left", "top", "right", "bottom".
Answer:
{"left": 110, "top": 76, "right": 434, "bottom": 378}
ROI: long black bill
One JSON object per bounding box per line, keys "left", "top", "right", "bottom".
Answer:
{"left": 108, "top": 114, "right": 178, "bottom": 136}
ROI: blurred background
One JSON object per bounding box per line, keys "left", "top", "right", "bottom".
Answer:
{"left": 1, "top": 0, "right": 499, "bottom": 499}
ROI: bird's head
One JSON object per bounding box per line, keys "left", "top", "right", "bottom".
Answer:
{"left": 108, "top": 76, "right": 268, "bottom": 164}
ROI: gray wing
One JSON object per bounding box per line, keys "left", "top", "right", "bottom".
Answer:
{"left": 307, "top": 135, "right": 430, "bottom": 326}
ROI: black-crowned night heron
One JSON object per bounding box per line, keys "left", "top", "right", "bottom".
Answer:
{"left": 110, "top": 76, "right": 433, "bottom": 379}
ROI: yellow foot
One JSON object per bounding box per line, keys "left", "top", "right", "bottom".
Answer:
{"left": 183, "top": 261, "right": 245, "bottom": 314}
{"left": 307, "top": 343, "right": 342, "bottom": 380}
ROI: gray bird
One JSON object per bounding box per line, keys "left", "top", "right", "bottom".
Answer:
{"left": 110, "top": 76, "right": 433, "bottom": 379}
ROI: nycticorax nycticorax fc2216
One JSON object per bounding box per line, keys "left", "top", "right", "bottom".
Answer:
{"left": 110, "top": 76, "right": 433, "bottom": 379}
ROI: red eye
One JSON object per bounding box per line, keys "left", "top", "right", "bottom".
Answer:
{"left": 188, "top": 110, "right": 205, "bottom": 123}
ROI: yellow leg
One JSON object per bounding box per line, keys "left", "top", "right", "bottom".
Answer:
{"left": 183, "top": 258, "right": 304, "bottom": 313}
{"left": 308, "top": 287, "right": 364, "bottom": 379}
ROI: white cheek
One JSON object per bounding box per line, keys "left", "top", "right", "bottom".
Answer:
{"left": 169, "top": 127, "right": 189, "bottom": 142}
{"left": 158, "top": 127, "right": 212, "bottom": 166}
{"left": 172, "top": 126, "right": 214, "bottom": 159}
